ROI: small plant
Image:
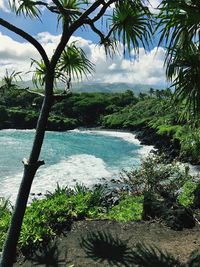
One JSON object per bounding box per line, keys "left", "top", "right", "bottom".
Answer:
{"left": 178, "top": 182, "right": 197, "bottom": 208}
{"left": 106, "top": 196, "right": 143, "bottom": 222}
{"left": 121, "top": 154, "right": 191, "bottom": 196}
{"left": 17, "top": 184, "right": 105, "bottom": 252}
{"left": 0, "top": 198, "right": 12, "bottom": 251}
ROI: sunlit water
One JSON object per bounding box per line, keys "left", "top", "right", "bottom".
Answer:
{"left": 0, "top": 129, "right": 153, "bottom": 202}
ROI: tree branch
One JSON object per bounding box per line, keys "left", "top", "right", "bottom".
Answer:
{"left": 70, "top": 0, "right": 116, "bottom": 35}
{"left": 91, "top": 0, "right": 115, "bottom": 23}
{"left": 0, "top": 18, "right": 49, "bottom": 67}
{"left": 84, "top": 18, "right": 115, "bottom": 46}
{"left": 84, "top": 18, "right": 105, "bottom": 42}
{"left": 50, "top": 21, "right": 71, "bottom": 69}
{"left": 51, "top": 0, "right": 82, "bottom": 16}
{"left": 70, "top": 0, "right": 105, "bottom": 33}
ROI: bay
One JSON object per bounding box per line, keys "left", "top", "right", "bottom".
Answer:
{"left": 0, "top": 129, "right": 153, "bottom": 202}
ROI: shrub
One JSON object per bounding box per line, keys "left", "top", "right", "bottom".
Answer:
{"left": 106, "top": 196, "right": 143, "bottom": 222}
{"left": 178, "top": 182, "right": 197, "bottom": 208}
{"left": 179, "top": 130, "right": 200, "bottom": 163}
{"left": 0, "top": 198, "right": 12, "bottom": 251}
{"left": 121, "top": 154, "right": 191, "bottom": 196}
{"left": 19, "top": 184, "right": 105, "bottom": 252}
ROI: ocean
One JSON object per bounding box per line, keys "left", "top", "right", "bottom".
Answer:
{"left": 0, "top": 129, "right": 153, "bottom": 202}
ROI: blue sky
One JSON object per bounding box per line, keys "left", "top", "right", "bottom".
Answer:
{"left": 0, "top": 0, "right": 167, "bottom": 87}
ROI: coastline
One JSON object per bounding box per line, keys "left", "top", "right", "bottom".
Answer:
{"left": 0, "top": 128, "right": 152, "bottom": 203}
{"left": 1, "top": 125, "right": 199, "bottom": 169}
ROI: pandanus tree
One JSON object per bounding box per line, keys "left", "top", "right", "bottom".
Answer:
{"left": 0, "top": 0, "right": 152, "bottom": 265}
{"left": 157, "top": 0, "right": 200, "bottom": 118}
{"left": 0, "top": 70, "right": 21, "bottom": 95}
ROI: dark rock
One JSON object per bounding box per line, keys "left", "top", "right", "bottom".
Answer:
{"left": 142, "top": 191, "right": 165, "bottom": 220}
{"left": 192, "top": 183, "right": 200, "bottom": 209}
{"left": 142, "top": 191, "right": 195, "bottom": 230}
{"left": 164, "top": 205, "right": 195, "bottom": 231}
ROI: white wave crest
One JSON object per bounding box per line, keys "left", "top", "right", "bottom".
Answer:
{"left": 0, "top": 129, "right": 36, "bottom": 133}
{"left": 0, "top": 154, "right": 112, "bottom": 203}
{"left": 70, "top": 129, "right": 154, "bottom": 156}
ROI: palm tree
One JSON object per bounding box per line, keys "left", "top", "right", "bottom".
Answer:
{"left": 0, "top": 70, "right": 21, "bottom": 95}
{"left": 149, "top": 87, "right": 155, "bottom": 97}
{"left": 31, "top": 42, "right": 94, "bottom": 92}
{"left": 58, "top": 42, "right": 95, "bottom": 92}
{"left": 0, "top": 1, "right": 153, "bottom": 265}
{"left": 157, "top": 0, "right": 200, "bottom": 117}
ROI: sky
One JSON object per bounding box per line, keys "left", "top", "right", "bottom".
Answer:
{"left": 0, "top": 0, "right": 167, "bottom": 87}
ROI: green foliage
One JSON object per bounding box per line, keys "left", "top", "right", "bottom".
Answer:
{"left": 178, "top": 182, "right": 197, "bottom": 208}
{"left": 111, "top": 0, "right": 152, "bottom": 54}
{"left": 156, "top": 125, "right": 182, "bottom": 137}
{"left": 18, "top": 184, "right": 104, "bottom": 251}
{"left": 179, "top": 130, "right": 200, "bottom": 163}
{"left": 0, "top": 106, "right": 8, "bottom": 123}
{"left": 157, "top": 0, "right": 200, "bottom": 118}
{"left": 106, "top": 196, "right": 143, "bottom": 222}
{"left": 121, "top": 154, "right": 190, "bottom": 195}
{"left": 0, "top": 198, "right": 12, "bottom": 250}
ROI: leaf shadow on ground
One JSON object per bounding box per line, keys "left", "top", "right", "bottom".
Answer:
{"left": 80, "top": 230, "right": 135, "bottom": 267}
{"left": 26, "top": 241, "right": 64, "bottom": 267}
{"left": 79, "top": 230, "right": 200, "bottom": 267}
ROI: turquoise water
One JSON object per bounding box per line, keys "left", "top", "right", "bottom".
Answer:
{"left": 0, "top": 129, "right": 152, "bottom": 201}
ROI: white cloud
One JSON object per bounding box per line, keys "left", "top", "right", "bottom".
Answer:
{"left": 0, "top": 31, "right": 167, "bottom": 86}
{"left": 146, "top": 0, "right": 161, "bottom": 13}
{"left": 0, "top": 0, "right": 9, "bottom": 12}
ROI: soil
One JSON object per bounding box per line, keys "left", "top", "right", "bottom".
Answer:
{"left": 14, "top": 220, "right": 200, "bottom": 267}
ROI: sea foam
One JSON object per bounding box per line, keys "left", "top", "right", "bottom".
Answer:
{"left": 0, "top": 129, "right": 154, "bottom": 203}
{"left": 0, "top": 154, "right": 112, "bottom": 203}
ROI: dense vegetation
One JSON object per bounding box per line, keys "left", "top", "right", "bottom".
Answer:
{"left": 1, "top": 87, "right": 200, "bottom": 164}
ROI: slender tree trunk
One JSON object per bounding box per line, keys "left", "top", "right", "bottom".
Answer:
{"left": 0, "top": 73, "right": 54, "bottom": 267}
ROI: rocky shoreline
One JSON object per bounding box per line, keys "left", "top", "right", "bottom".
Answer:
{"left": 134, "top": 126, "right": 181, "bottom": 160}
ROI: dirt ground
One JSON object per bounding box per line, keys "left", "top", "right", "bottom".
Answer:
{"left": 14, "top": 220, "right": 200, "bottom": 267}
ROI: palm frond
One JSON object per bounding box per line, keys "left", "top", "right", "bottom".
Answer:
{"left": 58, "top": 0, "right": 85, "bottom": 25}
{"left": 167, "top": 43, "right": 200, "bottom": 118}
{"left": 9, "top": 0, "right": 42, "bottom": 19}
{"left": 58, "top": 41, "right": 95, "bottom": 82}
{"left": 157, "top": 0, "right": 200, "bottom": 65}
{"left": 31, "top": 59, "right": 47, "bottom": 88}
{"left": 110, "top": 0, "right": 152, "bottom": 55}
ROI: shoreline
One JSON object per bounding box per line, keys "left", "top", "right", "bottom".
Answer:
{"left": 1, "top": 126, "right": 199, "bottom": 169}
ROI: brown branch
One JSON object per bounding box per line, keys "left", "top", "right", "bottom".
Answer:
{"left": 70, "top": 0, "right": 105, "bottom": 33}
{"left": 52, "top": 0, "right": 82, "bottom": 16}
{"left": 84, "top": 18, "right": 115, "bottom": 46}
{"left": 70, "top": 0, "right": 116, "bottom": 35}
{"left": 50, "top": 21, "right": 71, "bottom": 69}
{"left": 91, "top": 0, "right": 115, "bottom": 23}
{"left": 84, "top": 18, "right": 105, "bottom": 42}
{"left": 0, "top": 18, "right": 49, "bottom": 67}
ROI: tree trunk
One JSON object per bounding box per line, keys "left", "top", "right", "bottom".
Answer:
{"left": 0, "top": 74, "right": 54, "bottom": 267}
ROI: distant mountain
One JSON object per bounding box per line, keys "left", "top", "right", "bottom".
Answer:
{"left": 18, "top": 81, "right": 165, "bottom": 95}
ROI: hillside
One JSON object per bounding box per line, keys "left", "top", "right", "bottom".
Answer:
{"left": 18, "top": 81, "right": 164, "bottom": 94}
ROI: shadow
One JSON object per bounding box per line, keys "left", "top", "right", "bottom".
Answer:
{"left": 80, "top": 231, "right": 196, "bottom": 267}
{"left": 130, "top": 243, "right": 183, "bottom": 267}
{"left": 26, "top": 241, "right": 64, "bottom": 267}
{"left": 188, "top": 250, "right": 200, "bottom": 267}
{"left": 80, "top": 231, "right": 134, "bottom": 266}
